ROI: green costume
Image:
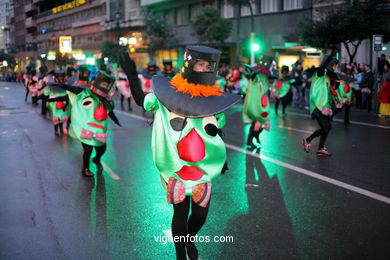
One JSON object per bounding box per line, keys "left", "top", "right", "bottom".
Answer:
{"left": 243, "top": 73, "right": 270, "bottom": 124}
{"left": 47, "top": 91, "right": 71, "bottom": 121}
{"left": 310, "top": 71, "right": 333, "bottom": 115}
{"left": 273, "top": 79, "right": 291, "bottom": 98}
{"left": 336, "top": 81, "right": 353, "bottom": 104}
{"left": 68, "top": 88, "right": 110, "bottom": 147}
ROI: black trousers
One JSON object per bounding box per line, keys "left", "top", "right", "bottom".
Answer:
{"left": 307, "top": 109, "right": 332, "bottom": 149}
{"left": 81, "top": 143, "right": 107, "bottom": 170}
{"left": 172, "top": 196, "right": 210, "bottom": 260}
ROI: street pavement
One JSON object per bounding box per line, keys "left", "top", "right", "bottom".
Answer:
{"left": 0, "top": 81, "right": 389, "bottom": 260}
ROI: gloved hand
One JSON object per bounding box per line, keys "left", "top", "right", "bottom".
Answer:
{"left": 119, "top": 52, "right": 138, "bottom": 79}
{"left": 317, "top": 68, "right": 325, "bottom": 77}
{"left": 321, "top": 107, "right": 333, "bottom": 116}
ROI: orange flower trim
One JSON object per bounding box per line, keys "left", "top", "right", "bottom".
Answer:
{"left": 169, "top": 74, "right": 223, "bottom": 98}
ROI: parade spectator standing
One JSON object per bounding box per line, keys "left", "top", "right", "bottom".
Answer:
{"left": 378, "top": 54, "right": 390, "bottom": 78}
{"left": 353, "top": 64, "right": 363, "bottom": 108}
{"left": 378, "top": 74, "right": 390, "bottom": 117}
{"left": 360, "top": 64, "right": 374, "bottom": 112}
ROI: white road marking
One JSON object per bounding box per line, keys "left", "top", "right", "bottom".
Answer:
{"left": 225, "top": 143, "right": 390, "bottom": 205}
{"left": 101, "top": 161, "right": 121, "bottom": 180}
{"left": 117, "top": 110, "right": 390, "bottom": 204}
{"left": 288, "top": 111, "right": 390, "bottom": 130}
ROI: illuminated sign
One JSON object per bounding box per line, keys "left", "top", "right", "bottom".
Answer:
{"left": 52, "top": 0, "right": 87, "bottom": 14}
{"left": 59, "top": 36, "right": 72, "bottom": 53}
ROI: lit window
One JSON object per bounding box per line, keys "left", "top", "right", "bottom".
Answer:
{"left": 261, "top": 0, "right": 278, "bottom": 13}
{"left": 284, "top": 0, "right": 303, "bottom": 10}
{"left": 223, "top": 0, "right": 234, "bottom": 18}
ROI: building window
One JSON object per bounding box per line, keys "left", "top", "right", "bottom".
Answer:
{"left": 241, "top": 2, "right": 257, "bottom": 16}
{"left": 222, "top": 0, "right": 234, "bottom": 18}
{"left": 176, "top": 7, "right": 185, "bottom": 25}
{"left": 190, "top": 3, "right": 203, "bottom": 19}
{"left": 261, "top": 0, "right": 278, "bottom": 13}
{"left": 166, "top": 9, "right": 175, "bottom": 25}
{"left": 284, "top": 0, "right": 303, "bottom": 10}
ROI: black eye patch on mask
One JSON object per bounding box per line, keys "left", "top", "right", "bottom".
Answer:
{"left": 170, "top": 117, "right": 187, "bottom": 131}
{"left": 204, "top": 124, "right": 218, "bottom": 136}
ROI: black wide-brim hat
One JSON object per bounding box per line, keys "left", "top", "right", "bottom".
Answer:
{"left": 152, "top": 75, "right": 241, "bottom": 118}
{"left": 46, "top": 82, "right": 66, "bottom": 93}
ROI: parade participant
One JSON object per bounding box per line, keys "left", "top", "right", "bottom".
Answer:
{"left": 23, "top": 65, "right": 32, "bottom": 102}
{"left": 119, "top": 45, "right": 240, "bottom": 260}
{"left": 162, "top": 59, "right": 176, "bottom": 79}
{"left": 333, "top": 71, "right": 354, "bottom": 124}
{"left": 49, "top": 70, "right": 121, "bottom": 176}
{"left": 140, "top": 61, "right": 161, "bottom": 94}
{"left": 301, "top": 53, "right": 340, "bottom": 157}
{"left": 28, "top": 69, "right": 40, "bottom": 105}
{"left": 273, "top": 65, "right": 292, "bottom": 116}
{"left": 116, "top": 68, "right": 132, "bottom": 111}
{"left": 243, "top": 59, "right": 273, "bottom": 150}
{"left": 46, "top": 71, "right": 71, "bottom": 136}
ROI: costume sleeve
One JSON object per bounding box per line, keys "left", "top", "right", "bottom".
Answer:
{"left": 47, "top": 95, "right": 69, "bottom": 102}
{"left": 59, "top": 84, "right": 83, "bottom": 94}
{"left": 119, "top": 52, "right": 145, "bottom": 106}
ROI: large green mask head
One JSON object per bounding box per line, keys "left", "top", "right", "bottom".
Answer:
{"left": 70, "top": 89, "right": 108, "bottom": 146}
{"left": 145, "top": 94, "right": 226, "bottom": 194}
{"left": 243, "top": 73, "right": 270, "bottom": 124}
{"left": 336, "top": 81, "right": 352, "bottom": 104}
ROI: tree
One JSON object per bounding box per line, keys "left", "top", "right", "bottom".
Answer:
{"left": 0, "top": 52, "right": 16, "bottom": 70}
{"left": 143, "top": 8, "right": 176, "bottom": 60}
{"left": 300, "top": 0, "right": 388, "bottom": 63}
{"left": 190, "top": 6, "right": 232, "bottom": 44}
{"left": 101, "top": 40, "right": 127, "bottom": 63}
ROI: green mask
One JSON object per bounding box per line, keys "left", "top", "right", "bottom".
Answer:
{"left": 336, "top": 81, "right": 352, "bottom": 104}
{"left": 68, "top": 89, "right": 108, "bottom": 146}
{"left": 47, "top": 91, "right": 71, "bottom": 121}
{"left": 144, "top": 93, "right": 227, "bottom": 195}
{"left": 273, "top": 79, "right": 290, "bottom": 98}
{"left": 310, "top": 72, "right": 332, "bottom": 114}
{"left": 243, "top": 73, "right": 270, "bottom": 124}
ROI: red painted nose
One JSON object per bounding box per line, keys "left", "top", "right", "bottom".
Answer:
{"left": 177, "top": 129, "right": 205, "bottom": 162}
{"left": 94, "top": 103, "right": 107, "bottom": 121}
{"left": 261, "top": 94, "right": 268, "bottom": 107}
{"left": 344, "top": 84, "right": 350, "bottom": 93}
{"left": 56, "top": 101, "right": 64, "bottom": 109}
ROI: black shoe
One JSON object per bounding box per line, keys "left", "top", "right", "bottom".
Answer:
{"left": 82, "top": 168, "right": 94, "bottom": 177}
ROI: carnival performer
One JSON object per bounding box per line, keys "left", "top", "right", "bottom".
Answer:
{"left": 116, "top": 68, "right": 132, "bottom": 111}
{"left": 28, "top": 69, "right": 40, "bottom": 105}
{"left": 119, "top": 45, "right": 240, "bottom": 260}
{"left": 46, "top": 70, "right": 71, "bottom": 136}
{"left": 301, "top": 53, "right": 341, "bottom": 157}
{"left": 162, "top": 59, "right": 176, "bottom": 79}
{"left": 49, "top": 70, "right": 121, "bottom": 176}
{"left": 273, "top": 65, "right": 292, "bottom": 116}
{"left": 140, "top": 61, "right": 161, "bottom": 94}
{"left": 243, "top": 61, "right": 273, "bottom": 150}
{"left": 23, "top": 65, "right": 32, "bottom": 102}
{"left": 333, "top": 70, "right": 354, "bottom": 124}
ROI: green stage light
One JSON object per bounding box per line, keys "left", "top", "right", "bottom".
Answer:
{"left": 251, "top": 43, "right": 260, "bottom": 52}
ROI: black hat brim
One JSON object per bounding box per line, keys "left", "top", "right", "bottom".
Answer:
{"left": 47, "top": 82, "right": 66, "bottom": 93}
{"left": 152, "top": 76, "right": 241, "bottom": 118}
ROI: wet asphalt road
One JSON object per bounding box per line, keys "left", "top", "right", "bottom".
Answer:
{"left": 0, "top": 81, "right": 389, "bottom": 260}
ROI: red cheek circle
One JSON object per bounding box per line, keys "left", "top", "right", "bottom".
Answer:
{"left": 261, "top": 94, "right": 268, "bottom": 107}
{"left": 275, "top": 81, "right": 283, "bottom": 88}
{"left": 344, "top": 84, "right": 350, "bottom": 93}
{"left": 94, "top": 103, "right": 108, "bottom": 121}
{"left": 342, "top": 95, "right": 347, "bottom": 99}
{"left": 261, "top": 112, "right": 269, "bottom": 118}
{"left": 56, "top": 101, "right": 65, "bottom": 109}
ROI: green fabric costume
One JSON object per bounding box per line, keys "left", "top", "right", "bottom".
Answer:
{"left": 310, "top": 72, "right": 333, "bottom": 115}
{"left": 273, "top": 79, "right": 290, "bottom": 98}
{"left": 68, "top": 88, "right": 109, "bottom": 147}
{"left": 336, "top": 81, "right": 353, "bottom": 104}
{"left": 47, "top": 91, "right": 71, "bottom": 121}
{"left": 144, "top": 93, "right": 226, "bottom": 195}
{"left": 243, "top": 73, "right": 270, "bottom": 124}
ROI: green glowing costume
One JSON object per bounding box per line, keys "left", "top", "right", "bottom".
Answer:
{"left": 243, "top": 73, "right": 270, "bottom": 124}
